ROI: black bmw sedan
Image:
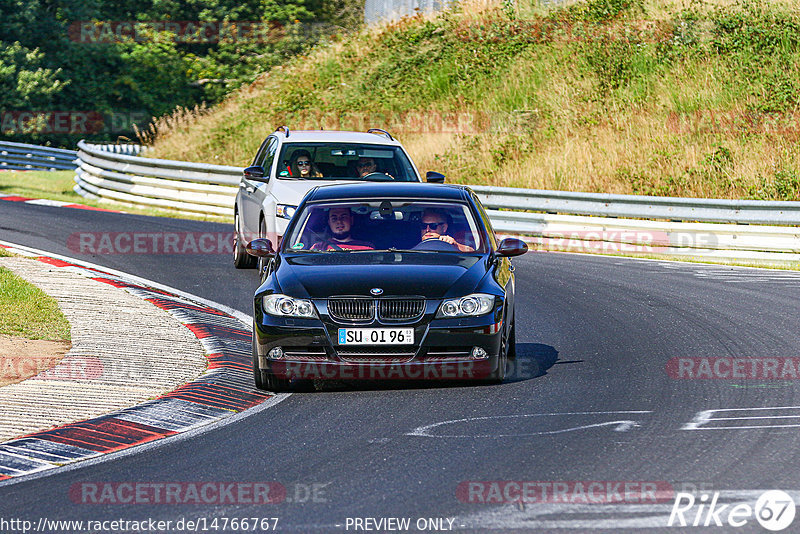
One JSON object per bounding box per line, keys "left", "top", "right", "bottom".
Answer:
{"left": 246, "top": 182, "right": 527, "bottom": 391}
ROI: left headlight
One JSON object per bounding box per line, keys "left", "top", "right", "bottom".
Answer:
{"left": 276, "top": 204, "right": 297, "bottom": 220}
{"left": 263, "top": 294, "right": 317, "bottom": 318}
{"left": 436, "top": 293, "right": 495, "bottom": 318}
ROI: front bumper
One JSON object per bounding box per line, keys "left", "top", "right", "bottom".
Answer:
{"left": 253, "top": 301, "right": 504, "bottom": 381}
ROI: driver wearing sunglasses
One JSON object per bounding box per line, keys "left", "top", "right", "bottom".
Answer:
{"left": 356, "top": 157, "right": 376, "bottom": 177}
{"left": 356, "top": 157, "right": 394, "bottom": 180}
{"left": 419, "top": 209, "right": 474, "bottom": 252}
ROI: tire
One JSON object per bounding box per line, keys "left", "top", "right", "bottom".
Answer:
{"left": 234, "top": 209, "right": 257, "bottom": 269}
{"left": 485, "top": 318, "right": 510, "bottom": 384}
{"left": 257, "top": 218, "right": 269, "bottom": 282}
{"left": 252, "top": 335, "right": 289, "bottom": 392}
{"left": 507, "top": 319, "right": 517, "bottom": 361}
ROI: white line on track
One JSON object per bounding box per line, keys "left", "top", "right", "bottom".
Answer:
{"left": 407, "top": 411, "right": 653, "bottom": 438}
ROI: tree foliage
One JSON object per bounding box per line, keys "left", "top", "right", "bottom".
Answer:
{"left": 0, "top": 0, "right": 363, "bottom": 146}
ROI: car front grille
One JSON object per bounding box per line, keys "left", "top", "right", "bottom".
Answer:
{"left": 422, "top": 348, "right": 474, "bottom": 361}
{"left": 328, "top": 298, "right": 374, "bottom": 321}
{"left": 328, "top": 297, "right": 425, "bottom": 322}
{"left": 339, "top": 355, "right": 415, "bottom": 364}
{"left": 282, "top": 347, "right": 328, "bottom": 361}
{"left": 378, "top": 299, "right": 425, "bottom": 321}
{"left": 336, "top": 345, "right": 417, "bottom": 364}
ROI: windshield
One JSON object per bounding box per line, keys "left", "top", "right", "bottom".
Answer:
{"left": 283, "top": 200, "right": 486, "bottom": 253}
{"left": 277, "top": 143, "right": 418, "bottom": 182}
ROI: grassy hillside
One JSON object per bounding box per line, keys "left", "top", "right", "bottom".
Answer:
{"left": 147, "top": 0, "right": 800, "bottom": 200}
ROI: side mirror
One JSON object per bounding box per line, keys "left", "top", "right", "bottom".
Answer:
{"left": 425, "top": 171, "right": 445, "bottom": 183}
{"left": 243, "top": 165, "right": 266, "bottom": 181}
{"left": 496, "top": 238, "right": 528, "bottom": 257}
{"left": 246, "top": 238, "right": 275, "bottom": 257}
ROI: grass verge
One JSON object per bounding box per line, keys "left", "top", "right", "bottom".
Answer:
{"left": 144, "top": 0, "right": 800, "bottom": 201}
{"left": 0, "top": 265, "right": 71, "bottom": 341}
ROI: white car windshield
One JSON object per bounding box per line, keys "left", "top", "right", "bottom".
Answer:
{"left": 284, "top": 200, "right": 485, "bottom": 253}
{"left": 278, "top": 143, "right": 418, "bottom": 181}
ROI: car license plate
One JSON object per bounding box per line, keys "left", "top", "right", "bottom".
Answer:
{"left": 338, "top": 328, "right": 414, "bottom": 345}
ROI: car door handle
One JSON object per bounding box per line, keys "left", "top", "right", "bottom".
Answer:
{"left": 245, "top": 185, "right": 255, "bottom": 193}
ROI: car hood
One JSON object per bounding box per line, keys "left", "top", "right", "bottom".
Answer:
{"left": 271, "top": 178, "right": 358, "bottom": 206}
{"left": 275, "top": 252, "right": 487, "bottom": 299}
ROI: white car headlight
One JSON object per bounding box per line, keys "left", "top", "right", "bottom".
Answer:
{"left": 436, "top": 293, "right": 494, "bottom": 318}
{"left": 276, "top": 204, "right": 297, "bottom": 220}
{"left": 263, "top": 294, "right": 316, "bottom": 318}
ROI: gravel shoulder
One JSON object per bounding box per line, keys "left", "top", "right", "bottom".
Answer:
{"left": 0, "top": 257, "right": 208, "bottom": 442}
{"left": 0, "top": 335, "right": 70, "bottom": 387}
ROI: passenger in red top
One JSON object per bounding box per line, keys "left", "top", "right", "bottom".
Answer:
{"left": 311, "top": 207, "right": 375, "bottom": 251}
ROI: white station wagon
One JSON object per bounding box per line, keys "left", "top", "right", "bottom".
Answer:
{"left": 233, "top": 127, "right": 445, "bottom": 270}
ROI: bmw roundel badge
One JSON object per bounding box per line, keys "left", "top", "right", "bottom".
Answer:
{"left": 370, "top": 288, "right": 383, "bottom": 296}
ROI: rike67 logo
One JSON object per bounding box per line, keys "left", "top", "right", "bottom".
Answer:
{"left": 668, "top": 490, "right": 796, "bottom": 531}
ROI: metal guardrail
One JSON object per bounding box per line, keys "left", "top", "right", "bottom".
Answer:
{"left": 0, "top": 141, "right": 77, "bottom": 171}
{"left": 486, "top": 210, "right": 800, "bottom": 257}
{"left": 69, "top": 140, "right": 800, "bottom": 265}
{"left": 365, "top": 0, "right": 451, "bottom": 24}
{"left": 471, "top": 185, "right": 800, "bottom": 226}
{"left": 84, "top": 144, "right": 145, "bottom": 156}
{"left": 73, "top": 140, "right": 240, "bottom": 217}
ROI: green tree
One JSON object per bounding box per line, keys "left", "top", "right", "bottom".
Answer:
{"left": 0, "top": 0, "right": 364, "bottom": 146}
{"left": 0, "top": 42, "right": 67, "bottom": 109}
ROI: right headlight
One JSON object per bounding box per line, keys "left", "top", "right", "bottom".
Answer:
{"left": 276, "top": 204, "right": 297, "bottom": 220}
{"left": 262, "top": 294, "right": 317, "bottom": 318}
{"left": 436, "top": 293, "right": 495, "bottom": 318}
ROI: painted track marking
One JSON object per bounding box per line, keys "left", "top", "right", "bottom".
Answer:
{"left": 0, "top": 240, "right": 288, "bottom": 484}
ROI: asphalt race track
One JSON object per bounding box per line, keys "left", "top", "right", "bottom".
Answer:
{"left": 2, "top": 200, "right": 800, "bottom": 532}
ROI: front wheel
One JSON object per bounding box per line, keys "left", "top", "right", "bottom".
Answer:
{"left": 252, "top": 335, "right": 289, "bottom": 392}
{"left": 507, "top": 320, "right": 517, "bottom": 361}
{"left": 257, "top": 218, "right": 270, "bottom": 282}
{"left": 485, "top": 320, "right": 510, "bottom": 384}
{"left": 487, "top": 351, "right": 507, "bottom": 384}
{"left": 233, "top": 210, "right": 257, "bottom": 269}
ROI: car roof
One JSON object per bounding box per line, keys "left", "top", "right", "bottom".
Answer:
{"left": 305, "top": 182, "right": 472, "bottom": 203}
{"left": 275, "top": 130, "right": 404, "bottom": 146}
